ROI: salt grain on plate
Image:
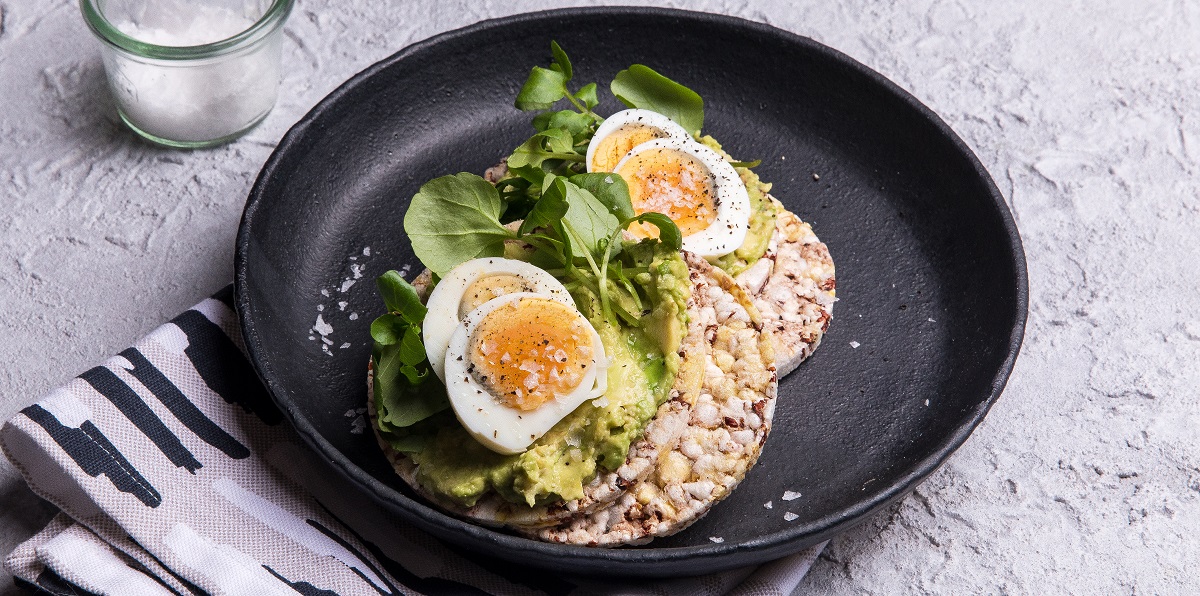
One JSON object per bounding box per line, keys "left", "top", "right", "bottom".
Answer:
{"left": 764, "top": 501, "right": 773, "bottom": 509}
{"left": 349, "top": 313, "right": 358, "bottom": 321}
{"left": 317, "top": 304, "right": 324, "bottom": 311}
{"left": 340, "top": 342, "right": 351, "bottom": 349}
{"left": 925, "top": 399, "right": 930, "bottom": 406}
{"left": 782, "top": 490, "right": 801, "bottom": 501}
{"left": 784, "top": 512, "right": 799, "bottom": 522}
{"left": 313, "top": 314, "right": 333, "bottom": 336}
{"left": 928, "top": 317, "right": 937, "bottom": 323}
{"left": 338, "top": 301, "right": 348, "bottom": 311}
{"left": 321, "top": 289, "right": 330, "bottom": 297}
{"left": 850, "top": 341, "right": 861, "bottom": 349}
{"left": 339, "top": 279, "right": 356, "bottom": 293}
{"left": 363, "top": 246, "right": 371, "bottom": 256}
{"left": 709, "top": 536, "right": 724, "bottom": 543}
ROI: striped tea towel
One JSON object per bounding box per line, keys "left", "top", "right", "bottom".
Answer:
{"left": 1, "top": 287, "right": 824, "bottom": 595}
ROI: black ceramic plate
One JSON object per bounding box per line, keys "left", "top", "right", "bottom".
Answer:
{"left": 235, "top": 7, "right": 1026, "bottom": 577}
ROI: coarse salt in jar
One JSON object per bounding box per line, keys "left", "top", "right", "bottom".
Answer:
{"left": 81, "top": 0, "right": 294, "bottom": 148}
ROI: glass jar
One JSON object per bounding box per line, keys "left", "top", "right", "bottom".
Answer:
{"left": 80, "top": 0, "right": 294, "bottom": 148}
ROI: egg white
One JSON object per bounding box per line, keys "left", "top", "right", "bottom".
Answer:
{"left": 614, "top": 138, "right": 752, "bottom": 258}
{"left": 586, "top": 109, "right": 692, "bottom": 173}
{"left": 443, "top": 292, "right": 609, "bottom": 455}
{"left": 422, "top": 257, "right": 573, "bottom": 382}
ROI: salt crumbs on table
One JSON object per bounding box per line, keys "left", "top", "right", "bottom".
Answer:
{"left": 783, "top": 490, "right": 801, "bottom": 501}
{"left": 709, "top": 536, "right": 724, "bottom": 543}
{"left": 850, "top": 341, "right": 860, "bottom": 348}
{"left": 784, "top": 512, "right": 799, "bottom": 522}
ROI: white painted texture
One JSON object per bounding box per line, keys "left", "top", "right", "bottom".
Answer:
{"left": 1, "top": 1, "right": 1198, "bottom": 594}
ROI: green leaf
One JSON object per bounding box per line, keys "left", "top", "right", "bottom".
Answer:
{"left": 729, "top": 159, "right": 762, "bottom": 169}
{"left": 370, "top": 313, "right": 406, "bottom": 345}
{"left": 374, "top": 346, "right": 448, "bottom": 427}
{"left": 531, "top": 111, "right": 554, "bottom": 132}
{"left": 376, "top": 271, "right": 426, "bottom": 323}
{"left": 399, "top": 363, "right": 426, "bottom": 384}
{"left": 399, "top": 326, "right": 426, "bottom": 365}
{"left": 610, "top": 64, "right": 704, "bottom": 134}
{"left": 403, "top": 173, "right": 515, "bottom": 277}
{"left": 569, "top": 173, "right": 635, "bottom": 221}
{"left": 625, "top": 212, "right": 683, "bottom": 251}
{"left": 518, "top": 187, "right": 570, "bottom": 236}
{"left": 559, "top": 179, "right": 620, "bottom": 258}
{"left": 515, "top": 66, "right": 569, "bottom": 111}
{"left": 576, "top": 82, "right": 599, "bottom": 110}
{"left": 547, "top": 110, "right": 594, "bottom": 136}
{"left": 549, "top": 40, "right": 572, "bottom": 80}
{"left": 507, "top": 128, "right": 577, "bottom": 169}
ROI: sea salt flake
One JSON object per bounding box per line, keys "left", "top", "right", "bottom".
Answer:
{"left": 317, "top": 304, "right": 324, "bottom": 311}
{"left": 349, "top": 313, "right": 359, "bottom": 321}
{"left": 849, "top": 341, "right": 861, "bottom": 349}
{"left": 784, "top": 512, "right": 799, "bottom": 522}
{"left": 338, "top": 301, "right": 348, "bottom": 311}
{"left": 782, "top": 490, "right": 801, "bottom": 501}
{"left": 924, "top": 399, "right": 930, "bottom": 406}
{"left": 321, "top": 337, "right": 333, "bottom": 346}
{"left": 363, "top": 246, "right": 371, "bottom": 256}
{"left": 709, "top": 536, "right": 724, "bottom": 543}
{"left": 313, "top": 314, "right": 333, "bottom": 336}
{"left": 339, "top": 279, "right": 356, "bottom": 293}
{"left": 320, "top": 289, "right": 330, "bottom": 297}
{"left": 340, "top": 342, "right": 351, "bottom": 349}
{"left": 928, "top": 317, "right": 937, "bottom": 323}
{"left": 764, "top": 501, "right": 773, "bottom": 509}
{"left": 351, "top": 263, "right": 364, "bottom": 279}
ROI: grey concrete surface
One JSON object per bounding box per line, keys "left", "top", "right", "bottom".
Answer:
{"left": 1, "top": 0, "right": 1197, "bottom": 594}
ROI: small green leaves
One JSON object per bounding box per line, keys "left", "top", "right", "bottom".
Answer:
{"left": 729, "top": 159, "right": 762, "bottom": 169}
{"left": 549, "top": 40, "right": 572, "bottom": 79}
{"left": 508, "top": 128, "right": 579, "bottom": 169}
{"left": 515, "top": 66, "right": 569, "bottom": 111}
{"left": 610, "top": 64, "right": 705, "bottom": 134}
{"left": 376, "top": 271, "right": 426, "bottom": 324}
{"left": 576, "top": 83, "right": 599, "bottom": 110}
{"left": 373, "top": 341, "right": 447, "bottom": 428}
{"left": 518, "top": 184, "right": 569, "bottom": 236}
{"left": 569, "top": 173, "right": 635, "bottom": 221}
{"left": 404, "top": 173, "right": 515, "bottom": 276}
{"left": 544, "top": 175, "right": 620, "bottom": 257}
{"left": 370, "top": 269, "right": 446, "bottom": 431}
{"left": 624, "top": 213, "right": 683, "bottom": 251}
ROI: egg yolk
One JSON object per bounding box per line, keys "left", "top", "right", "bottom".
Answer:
{"left": 616, "top": 147, "right": 717, "bottom": 238}
{"left": 458, "top": 274, "right": 537, "bottom": 318}
{"left": 590, "top": 124, "right": 667, "bottom": 172}
{"left": 469, "top": 298, "right": 594, "bottom": 412}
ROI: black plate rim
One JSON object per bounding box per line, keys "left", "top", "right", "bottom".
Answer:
{"left": 235, "top": 5, "right": 1028, "bottom": 576}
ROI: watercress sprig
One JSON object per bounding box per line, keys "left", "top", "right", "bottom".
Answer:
{"left": 370, "top": 272, "right": 447, "bottom": 432}
{"left": 402, "top": 170, "right": 681, "bottom": 327}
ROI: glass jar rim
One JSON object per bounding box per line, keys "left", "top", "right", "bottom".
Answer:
{"left": 80, "top": 0, "right": 295, "bottom": 60}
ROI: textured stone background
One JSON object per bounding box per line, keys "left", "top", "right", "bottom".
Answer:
{"left": 2, "top": 0, "right": 1198, "bottom": 594}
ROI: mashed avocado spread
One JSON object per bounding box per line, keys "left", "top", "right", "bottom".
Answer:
{"left": 377, "top": 240, "right": 689, "bottom": 507}
{"left": 697, "top": 136, "right": 780, "bottom": 277}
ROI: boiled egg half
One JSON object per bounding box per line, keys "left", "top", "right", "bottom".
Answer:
{"left": 612, "top": 138, "right": 751, "bottom": 258}
{"left": 423, "top": 257, "right": 574, "bottom": 382}
{"left": 443, "top": 292, "right": 608, "bottom": 454}
{"left": 586, "top": 109, "right": 691, "bottom": 174}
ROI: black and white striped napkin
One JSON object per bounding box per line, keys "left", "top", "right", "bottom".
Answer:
{"left": 1, "top": 287, "right": 823, "bottom": 595}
